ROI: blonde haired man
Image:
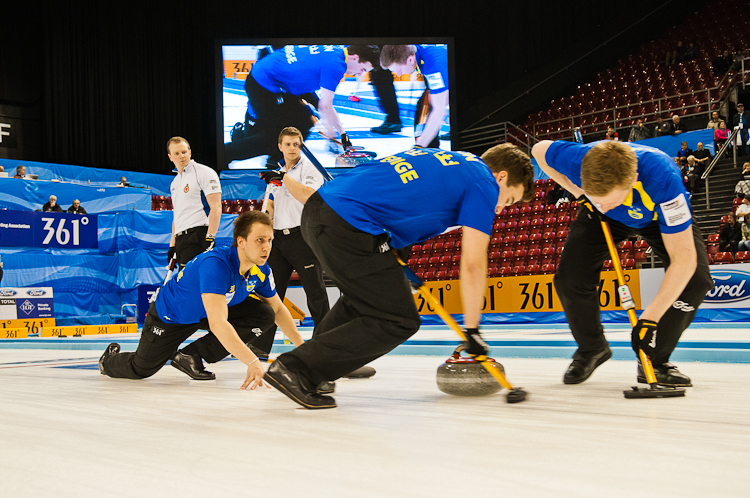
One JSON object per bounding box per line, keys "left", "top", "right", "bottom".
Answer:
{"left": 533, "top": 140, "right": 713, "bottom": 387}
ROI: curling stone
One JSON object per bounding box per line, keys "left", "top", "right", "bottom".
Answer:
{"left": 436, "top": 353, "right": 504, "bottom": 396}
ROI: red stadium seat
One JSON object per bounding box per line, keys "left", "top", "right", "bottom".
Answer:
{"left": 713, "top": 252, "right": 734, "bottom": 265}
{"left": 512, "top": 265, "right": 526, "bottom": 276}
{"left": 602, "top": 260, "right": 615, "bottom": 271}
{"left": 448, "top": 269, "right": 460, "bottom": 279}
{"left": 621, "top": 258, "right": 636, "bottom": 270}
{"left": 435, "top": 270, "right": 448, "bottom": 280}
{"left": 735, "top": 251, "right": 750, "bottom": 263}
{"left": 526, "top": 264, "right": 541, "bottom": 275}
{"left": 541, "top": 263, "right": 556, "bottom": 274}
{"left": 706, "top": 234, "right": 720, "bottom": 255}
{"left": 512, "top": 249, "right": 528, "bottom": 265}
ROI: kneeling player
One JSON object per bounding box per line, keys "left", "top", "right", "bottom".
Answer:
{"left": 99, "top": 211, "right": 303, "bottom": 390}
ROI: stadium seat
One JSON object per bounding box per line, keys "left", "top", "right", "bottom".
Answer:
{"left": 713, "top": 252, "right": 734, "bottom": 265}
{"left": 618, "top": 240, "right": 634, "bottom": 259}
{"left": 706, "top": 234, "right": 720, "bottom": 255}
{"left": 541, "top": 263, "right": 556, "bottom": 274}
{"left": 526, "top": 264, "right": 541, "bottom": 275}
{"left": 602, "top": 259, "right": 614, "bottom": 271}
{"left": 512, "top": 265, "right": 526, "bottom": 276}
{"left": 735, "top": 251, "right": 750, "bottom": 263}
{"left": 621, "top": 258, "right": 635, "bottom": 270}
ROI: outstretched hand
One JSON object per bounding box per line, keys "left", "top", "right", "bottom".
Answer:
{"left": 240, "top": 359, "right": 269, "bottom": 390}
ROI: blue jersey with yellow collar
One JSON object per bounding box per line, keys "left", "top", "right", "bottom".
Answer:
{"left": 251, "top": 45, "right": 346, "bottom": 96}
{"left": 545, "top": 141, "right": 692, "bottom": 234}
{"left": 155, "top": 246, "right": 276, "bottom": 324}
{"left": 416, "top": 45, "right": 449, "bottom": 95}
{"left": 318, "top": 148, "right": 499, "bottom": 248}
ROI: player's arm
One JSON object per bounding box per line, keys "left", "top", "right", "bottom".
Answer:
{"left": 258, "top": 293, "right": 304, "bottom": 347}
{"left": 282, "top": 173, "right": 317, "bottom": 205}
{"left": 459, "top": 226, "right": 490, "bottom": 328}
{"left": 201, "top": 293, "right": 266, "bottom": 389}
{"left": 205, "top": 192, "right": 222, "bottom": 237}
{"left": 318, "top": 88, "right": 345, "bottom": 138}
{"left": 415, "top": 90, "right": 449, "bottom": 147}
{"left": 639, "top": 226, "right": 697, "bottom": 322}
{"left": 532, "top": 140, "right": 584, "bottom": 199}
{"left": 265, "top": 199, "right": 274, "bottom": 219}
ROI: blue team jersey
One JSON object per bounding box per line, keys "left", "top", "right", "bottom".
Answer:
{"left": 251, "top": 45, "right": 346, "bottom": 96}
{"left": 155, "top": 246, "right": 276, "bottom": 324}
{"left": 416, "top": 45, "right": 449, "bottom": 95}
{"left": 545, "top": 141, "right": 692, "bottom": 234}
{"left": 319, "top": 148, "right": 499, "bottom": 248}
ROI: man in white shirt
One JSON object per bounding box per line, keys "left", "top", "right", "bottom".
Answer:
{"left": 167, "top": 137, "right": 222, "bottom": 268}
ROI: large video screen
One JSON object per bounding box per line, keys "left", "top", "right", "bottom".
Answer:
{"left": 216, "top": 38, "right": 455, "bottom": 171}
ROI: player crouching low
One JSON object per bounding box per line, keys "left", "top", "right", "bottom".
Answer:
{"left": 99, "top": 211, "right": 303, "bottom": 389}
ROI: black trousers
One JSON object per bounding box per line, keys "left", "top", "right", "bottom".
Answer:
{"left": 369, "top": 66, "right": 401, "bottom": 124}
{"left": 553, "top": 207, "right": 714, "bottom": 365}
{"left": 252, "top": 227, "right": 330, "bottom": 354}
{"left": 101, "top": 299, "right": 275, "bottom": 379}
{"left": 224, "top": 74, "right": 314, "bottom": 164}
{"left": 174, "top": 225, "right": 208, "bottom": 268}
{"left": 414, "top": 89, "right": 440, "bottom": 148}
{"left": 277, "top": 193, "right": 421, "bottom": 385}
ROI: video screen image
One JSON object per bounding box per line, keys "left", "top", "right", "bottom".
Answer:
{"left": 218, "top": 42, "right": 453, "bottom": 170}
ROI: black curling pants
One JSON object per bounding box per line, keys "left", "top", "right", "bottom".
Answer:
{"left": 101, "top": 298, "right": 275, "bottom": 379}
{"left": 553, "top": 207, "right": 714, "bottom": 365}
{"left": 276, "top": 192, "right": 421, "bottom": 386}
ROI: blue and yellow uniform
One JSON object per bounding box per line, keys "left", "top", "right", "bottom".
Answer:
{"left": 251, "top": 45, "right": 347, "bottom": 96}
{"left": 545, "top": 141, "right": 693, "bottom": 234}
{"left": 543, "top": 140, "right": 713, "bottom": 368}
{"left": 275, "top": 148, "right": 501, "bottom": 387}
{"left": 319, "top": 147, "right": 498, "bottom": 248}
{"left": 101, "top": 246, "right": 277, "bottom": 379}
{"left": 415, "top": 45, "right": 449, "bottom": 94}
{"left": 156, "top": 246, "right": 276, "bottom": 324}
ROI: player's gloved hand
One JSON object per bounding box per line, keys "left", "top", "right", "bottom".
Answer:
{"left": 168, "top": 246, "right": 176, "bottom": 263}
{"left": 202, "top": 234, "right": 215, "bottom": 252}
{"left": 341, "top": 133, "right": 353, "bottom": 150}
{"left": 464, "top": 328, "right": 491, "bottom": 359}
{"left": 631, "top": 318, "right": 658, "bottom": 356}
{"left": 575, "top": 194, "right": 595, "bottom": 213}
{"left": 260, "top": 170, "right": 284, "bottom": 186}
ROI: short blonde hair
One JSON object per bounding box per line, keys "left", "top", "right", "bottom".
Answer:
{"left": 480, "top": 143, "right": 535, "bottom": 202}
{"left": 581, "top": 141, "right": 637, "bottom": 196}
{"left": 166, "top": 136, "right": 190, "bottom": 152}
{"left": 278, "top": 127, "right": 304, "bottom": 145}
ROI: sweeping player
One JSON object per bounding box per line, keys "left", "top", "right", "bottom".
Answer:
{"left": 263, "top": 144, "right": 534, "bottom": 409}
{"left": 99, "top": 211, "right": 304, "bottom": 385}
{"left": 380, "top": 45, "right": 449, "bottom": 148}
{"left": 167, "top": 137, "right": 222, "bottom": 269}
{"left": 532, "top": 140, "right": 714, "bottom": 386}
{"left": 225, "top": 45, "right": 380, "bottom": 166}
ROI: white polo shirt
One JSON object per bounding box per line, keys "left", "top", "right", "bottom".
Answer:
{"left": 170, "top": 160, "right": 222, "bottom": 234}
{"left": 271, "top": 155, "right": 325, "bottom": 230}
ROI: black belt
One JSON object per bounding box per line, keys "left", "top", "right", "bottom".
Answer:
{"left": 176, "top": 226, "right": 205, "bottom": 237}
{"left": 275, "top": 227, "right": 300, "bottom": 235}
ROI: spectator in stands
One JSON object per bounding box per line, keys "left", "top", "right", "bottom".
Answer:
{"left": 712, "top": 50, "right": 734, "bottom": 76}
{"left": 119, "top": 176, "right": 129, "bottom": 187}
{"left": 719, "top": 212, "right": 741, "bottom": 255}
{"left": 604, "top": 127, "right": 619, "bottom": 141}
{"left": 736, "top": 197, "right": 750, "bottom": 221}
{"left": 42, "top": 195, "right": 64, "bottom": 213}
{"left": 692, "top": 142, "right": 711, "bottom": 175}
{"left": 706, "top": 111, "right": 725, "bottom": 130}
{"left": 684, "top": 156, "right": 700, "bottom": 194}
{"left": 670, "top": 114, "right": 687, "bottom": 135}
{"left": 67, "top": 199, "right": 87, "bottom": 214}
{"left": 732, "top": 102, "right": 749, "bottom": 157}
{"left": 735, "top": 162, "right": 750, "bottom": 199}
{"left": 682, "top": 41, "right": 698, "bottom": 62}
{"left": 739, "top": 215, "right": 750, "bottom": 252}
{"left": 665, "top": 41, "right": 685, "bottom": 65}
{"left": 715, "top": 121, "right": 729, "bottom": 150}
{"left": 14, "top": 165, "right": 25, "bottom": 178}
{"left": 652, "top": 115, "right": 670, "bottom": 137}
{"left": 675, "top": 141, "right": 693, "bottom": 167}
{"left": 628, "top": 119, "right": 650, "bottom": 142}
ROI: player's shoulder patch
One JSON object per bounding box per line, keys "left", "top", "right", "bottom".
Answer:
{"left": 425, "top": 72, "right": 446, "bottom": 90}
{"left": 660, "top": 193, "right": 691, "bottom": 227}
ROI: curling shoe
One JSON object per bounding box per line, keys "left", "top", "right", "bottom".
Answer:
{"left": 563, "top": 347, "right": 612, "bottom": 384}
{"left": 264, "top": 359, "right": 336, "bottom": 409}
{"left": 343, "top": 366, "right": 376, "bottom": 379}
{"left": 370, "top": 122, "right": 403, "bottom": 134}
{"left": 170, "top": 351, "right": 216, "bottom": 380}
{"left": 99, "top": 343, "right": 121, "bottom": 375}
{"left": 637, "top": 362, "right": 692, "bottom": 387}
{"left": 317, "top": 381, "right": 336, "bottom": 395}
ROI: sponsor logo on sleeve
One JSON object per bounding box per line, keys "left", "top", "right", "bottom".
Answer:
{"left": 425, "top": 72, "right": 445, "bottom": 90}
{"left": 660, "top": 193, "right": 691, "bottom": 227}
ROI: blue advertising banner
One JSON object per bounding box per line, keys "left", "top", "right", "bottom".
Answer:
{"left": 0, "top": 211, "right": 98, "bottom": 249}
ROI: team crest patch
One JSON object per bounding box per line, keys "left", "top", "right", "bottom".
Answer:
{"left": 184, "top": 184, "right": 190, "bottom": 193}
{"left": 628, "top": 207, "right": 644, "bottom": 220}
